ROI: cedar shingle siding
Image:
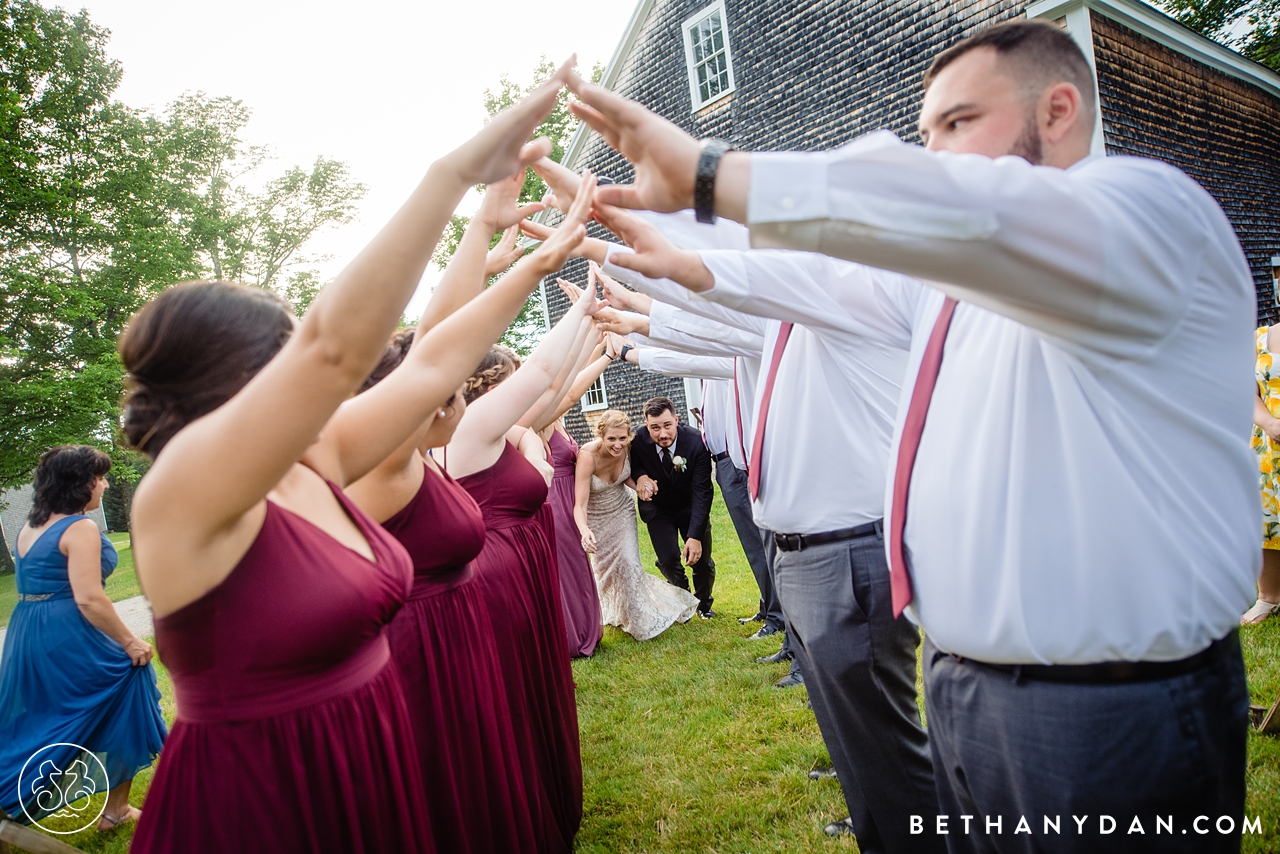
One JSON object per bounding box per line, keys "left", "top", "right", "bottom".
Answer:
{"left": 548, "top": 1, "right": 1280, "bottom": 444}
{"left": 1091, "top": 13, "right": 1280, "bottom": 326}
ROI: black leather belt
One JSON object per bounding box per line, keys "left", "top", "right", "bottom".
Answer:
{"left": 956, "top": 630, "right": 1236, "bottom": 684}
{"left": 774, "top": 520, "right": 882, "bottom": 552}
{"left": 711, "top": 451, "right": 731, "bottom": 462}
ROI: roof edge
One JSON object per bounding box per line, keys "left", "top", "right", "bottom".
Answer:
{"left": 1027, "top": 0, "right": 1280, "bottom": 99}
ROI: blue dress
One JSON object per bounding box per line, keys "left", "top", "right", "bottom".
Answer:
{"left": 0, "top": 515, "right": 166, "bottom": 822}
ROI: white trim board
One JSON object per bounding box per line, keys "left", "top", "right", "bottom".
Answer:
{"left": 1027, "top": 0, "right": 1280, "bottom": 100}
{"left": 562, "top": 0, "right": 657, "bottom": 171}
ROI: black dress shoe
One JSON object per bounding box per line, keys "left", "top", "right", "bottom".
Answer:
{"left": 747, "top": 624, "right": 781, "bottom": 640}
{"left": 756, "top": 647, "right": 789, "bottom": 664}
{"left": 808, "top": 767, "right": 838, "bottom": 780}
{"left": 698, "top": 609, "right": 717, "bottom": 619}
{"left": 737, "top": 612, "right": 765, "bottom": 624}
{"left": 823, "top": 817, "right": 855, "bottom": 837}
{"left": 773, "top": 671, "right": 804, "bottom": 689}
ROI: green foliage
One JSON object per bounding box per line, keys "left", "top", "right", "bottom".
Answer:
{"left": 0, "top": 0, "right": 364, "bottom": 490}
{"left": 101, "top": 451, "right": 149, "bottom": 532}
{"left": 428, "top": 58, "right": 604, "bottom": 355}
{"left": 1150, "top": 0, "right": 1280, "bottom": 70}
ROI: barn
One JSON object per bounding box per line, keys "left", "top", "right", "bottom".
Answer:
{"left": 543, "top": 0, "right": 1280, "bottom": 443}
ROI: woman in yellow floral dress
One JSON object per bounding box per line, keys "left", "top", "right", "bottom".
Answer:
{"left": 1246, "top": 325, "right": 1280, "bottom": 623}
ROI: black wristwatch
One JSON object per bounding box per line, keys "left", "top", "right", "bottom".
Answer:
{"left": 618, "top": 344, "right": 634, "bottom": 363}
{"left": 694, "top": 139, "right": 734, "bottom": 224}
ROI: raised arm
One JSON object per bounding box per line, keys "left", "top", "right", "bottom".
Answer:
{"left": 521, "top": 307, "right": 596, "bottom": 432}
{"left": 131, "top": 67, "right": 573, "bottom": 610}
{"left": 416, "top": 170, "right": 542, "bottom": 335}
{"left": 316, "top": 177, "right": 594, "bottom": 486}
{"left": 529, "top": 326, "right": 608, "bottom": 433}
{"left": 447, "top": 275, "right": 606, "bottom": 475}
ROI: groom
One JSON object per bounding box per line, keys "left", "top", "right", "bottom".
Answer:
{"left": 630, "top": 396, "right": 716, "bottom": 617}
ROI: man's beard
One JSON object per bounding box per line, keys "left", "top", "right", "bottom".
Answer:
{"left": 1011, "top": 111, "right": 1043, "bottom": 165}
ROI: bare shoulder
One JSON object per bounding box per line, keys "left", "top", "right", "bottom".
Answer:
{"left": 59, "top": 518, "right": 102, "bottom": 553}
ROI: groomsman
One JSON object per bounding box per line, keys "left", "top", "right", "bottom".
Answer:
{"left": 568, "top": 17, "right": 1258, "bottom": 851}
{"left": 629, "top": 397, "right": 717, "bottom": 617}
{"left": 601, "top": 234, "right": 937, "bottom": 849}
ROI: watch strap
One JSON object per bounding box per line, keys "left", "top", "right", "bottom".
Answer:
{"left": 694, "top": 139, "right": 733, "bottom": 224}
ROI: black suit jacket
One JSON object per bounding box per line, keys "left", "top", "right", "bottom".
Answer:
{"left": 630, "top": 424, "right": 714, "bottom": 541}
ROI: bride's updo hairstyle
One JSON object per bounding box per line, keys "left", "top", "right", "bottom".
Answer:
{"left": 594, "top": 410, "right": 632, "bottom": 440}
{"left": 119, "top": 281, "right": 295, "bottom": 458}
{"left": 463, "top": 346, "right": 517, "bottom": 404}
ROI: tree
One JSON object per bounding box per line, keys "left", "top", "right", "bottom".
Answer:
{"left": 430, "top": 58, "right": 604, "bottom": 354}
{"left": 0, "top": 0, "right": 206, "bottom": 489}
{"left": 0, "top": 1, "right": 365, "bottom": 490}
{"left": 1149, "top": 0, "right": 1280, "bottom": 69}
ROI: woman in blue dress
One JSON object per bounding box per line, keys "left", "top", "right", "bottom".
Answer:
{"left": 0, "top": 445, "right": 166, "bottom": 830}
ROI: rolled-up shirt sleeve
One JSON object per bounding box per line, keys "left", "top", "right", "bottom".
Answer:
{"left": 746, "top": 132, "right": 1214, "bottom": 356}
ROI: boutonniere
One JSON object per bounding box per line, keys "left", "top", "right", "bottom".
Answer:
{"left": 672, "top": 455, "right": 687, "bottom": 472}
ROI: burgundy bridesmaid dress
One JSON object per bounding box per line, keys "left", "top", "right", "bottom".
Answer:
{"left": 381, "top": 462, "right": 538, "bottom": 854}
{"left": 548, "top": 429, "right": 603, "bottom": 657}
{"left": 457, "top": 442, "right": 583, "bottom": 854}
{"left": 130, "top": 482, "right": 433, "bottom": 854}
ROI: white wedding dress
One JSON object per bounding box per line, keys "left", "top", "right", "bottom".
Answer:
{"left": 588, "top": 457, "right": 699, "bottom": 641}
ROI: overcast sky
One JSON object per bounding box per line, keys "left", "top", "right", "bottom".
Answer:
{"left": 69, "top": 0, "right": 638, "bottom": 316}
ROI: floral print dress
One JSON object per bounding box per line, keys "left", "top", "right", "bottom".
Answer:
{"left": 1253, "top": 326, "right": 1280, "bottom": 549}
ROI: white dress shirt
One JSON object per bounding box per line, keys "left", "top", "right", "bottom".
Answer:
{"left": 698, "top": 378, "right": 734, "bottom": 457}
{"left": 634, "top": 348, "right": 734, "bottom": 381}
{"left": 700, "top": 250, "right": 914, "bottom": 537}
{"left": 604, "top": 247, "right": 763, "bottom": 471}
{"left": 744, "top": 131, "right": 1260, "bottom": 664}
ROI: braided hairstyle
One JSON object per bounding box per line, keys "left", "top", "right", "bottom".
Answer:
{"left": 463, "top": 347, "right": 517, "bottom": 404}
{"left": 119, "top": 281, "right": 294, "bottom": 458}
{"left": 28, "top": 445, "right": 112, "bottom": 526}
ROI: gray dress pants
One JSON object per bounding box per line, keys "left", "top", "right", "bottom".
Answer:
{"left": 772, "top": 528, "right": 942, "bottom": 854}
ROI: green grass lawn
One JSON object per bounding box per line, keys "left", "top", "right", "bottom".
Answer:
{"left": 6, "top": 502, "right": 1280, "bottom": 852}
{"left": 1, "top": 532, "right": 138, "bottom": 629}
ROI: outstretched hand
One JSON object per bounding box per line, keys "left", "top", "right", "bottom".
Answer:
{"left": 565, "top": 70, "right": 703, "bottom": 213}
{"left": 478, "top": 170, "right": 545, "bottom": 232}
{"left": 593, "top": 205, "right": 715, "bottom": 292}
{"left": 443, "top": 57, "right": 575, "bottom": 186}
{"left": 484, "top": 226, "right": 525, "bottom": 279}
{"left": 590, "top": 261, "right": 653, "bottom": 314}
{"left": 594, "top": 307, "right": 647, "bottom": 337}
{"left": 524, "top": 171, "right": 598, "bottom": 276}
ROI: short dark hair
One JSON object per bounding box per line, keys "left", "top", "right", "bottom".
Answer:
{"left": 119, "top": 281, "right": 294, "bottom": 458}
{"left": 924, "top": 20, "right": 1096, "bottom": 123}
{"left": 29, "top": 445, "right": 112, "bottom": 526}
{"left": 643, "top": 397, "right": 676, "bottom": 420}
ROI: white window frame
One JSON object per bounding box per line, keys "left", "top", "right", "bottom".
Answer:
{"left": 581, "top": 375, "right": 608, "bottom": 412}
{"left": 681, "top": 0, "right": 736, "bottom": 112}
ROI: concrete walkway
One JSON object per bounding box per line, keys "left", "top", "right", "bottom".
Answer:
{"left": 0, "top": 594, "right": 153, "bottom": 655}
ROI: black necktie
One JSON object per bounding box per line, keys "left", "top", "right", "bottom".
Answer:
{"left": 660, "top": 446, "right": 673, "bottom": 473}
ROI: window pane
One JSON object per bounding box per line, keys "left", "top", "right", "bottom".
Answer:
{"left": 713, "top": 29, "right": 724, "bottom": 53}
{"left": 690, "top": 25, "right": 704, "bottom": 63}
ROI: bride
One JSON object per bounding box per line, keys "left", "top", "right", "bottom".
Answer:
{"left": 574, "top": 410, "right": 698, "bottom": 640}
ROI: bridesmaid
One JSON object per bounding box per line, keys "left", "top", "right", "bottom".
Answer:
{"left": 442, "top": 244, "right": 604, "bottom": 854}
{"left": 340, "top": 170, "right": 594, "bottom": 853}
{"left": 0, "top": 445, "right": 166, "bottom": 830}
{"left": 121, "top": 70, "right": 576, "bottom": 854}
